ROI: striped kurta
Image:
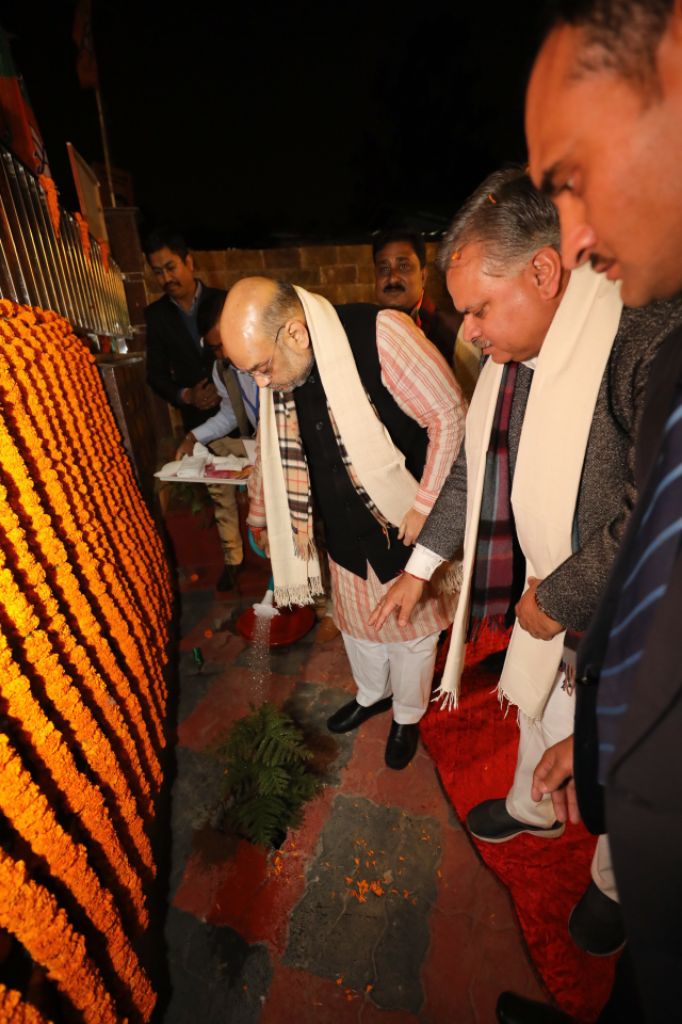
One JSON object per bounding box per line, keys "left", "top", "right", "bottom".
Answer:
{"left": 248, "top": 308, "right": 466, "bottom": 641}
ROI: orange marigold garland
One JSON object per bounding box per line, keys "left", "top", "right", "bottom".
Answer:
{"left": 0, "top": 336, "right": 168, "bottom": 760}
{"left": 19, "top": 317, "right": 171, "bottom": 687}
{"left": 98, "top": 239, "right": 110, "bottom": 274}
{"left": 0, "top": 412, "right": 164, "bottom": 796}
{"left": 0, "top": 736, "right": 155, "bottom": 1020}
{"left": 0, "top": 475, "right": 156, "bottom": 810}
{"left": 0, "top": 623, "right": 148, "bottom": 932}
{"left": 38, "top": 175, "right": 60, "bottom": 240}
{"left": 0, "top": 984, "right": 53, "bottom": 1024}
{"left": 0, "top": 851, "right": 120, "bottom": 1024}
{"left": 0, "top": 538, "right": 154, "bottom": 874}
{"left": 0, "top": 301, "right": 171, "bottom": 1022}
{"left": 73, "top": 212, "right": 91, "bottom": 261}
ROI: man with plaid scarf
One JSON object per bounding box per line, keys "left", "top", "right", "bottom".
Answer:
{"left": 219, "top": 275, "right": 465, "bottom": 771}
{"left": 370, "top": 167, "right": 682, "bottom": 954}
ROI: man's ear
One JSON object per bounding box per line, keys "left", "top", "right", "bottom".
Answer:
{"left": 420, "top": 265, "right": 427, "bottom": 290}
{"left": 529, "top": 246, "right": 563, "bottom": 299}
{"left": 185, "top": 252, "right": 195, "bottom": 273}
{"left": 285, "top": 318, "right": 311, "bottom": 352}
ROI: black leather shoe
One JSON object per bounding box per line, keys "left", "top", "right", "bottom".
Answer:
{"left": 568, "top": 881, "right": 626, "bottom": 956}
{"left": 496, "top": 992, "right": 574, "bottom": 1023}
{"left": 384, "top": 721, "right": 419, "bottom": 770}
{"left": 467, "top": 798, "right": 565, "bottom": 843}
{"left": 326, "top": 697, "right": 392, "bottom": 734}
{"left": 479, "top": 646, "right": 508, "bottom": 674}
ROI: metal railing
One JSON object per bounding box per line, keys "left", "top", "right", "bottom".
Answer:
{"left": 0, "top": 145, "right": 131, "bottom": 338}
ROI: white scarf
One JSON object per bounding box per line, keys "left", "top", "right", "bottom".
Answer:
{"left": 435, "top": 264, "right": 623, "bottom": 718}
{"left": 260, "top": 287, "right": 422, "bottom": 606}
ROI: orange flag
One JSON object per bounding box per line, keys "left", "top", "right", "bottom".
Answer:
{"left": 0, "top": 27, "right": 51, "bottom": 175}
{"left": 73, "top": 0, "right": 98, "bottom": 90}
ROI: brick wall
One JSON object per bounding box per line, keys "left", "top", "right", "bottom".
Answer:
{"left": 145, "top": 242, "right": 454, "bottom": 312}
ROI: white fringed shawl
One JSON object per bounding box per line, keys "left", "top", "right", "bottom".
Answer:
{"left": 435, "top": 265, "right": 623, "bottom": 719}
{"left": 260, "top": 287, "right": 422, "bottom": 606}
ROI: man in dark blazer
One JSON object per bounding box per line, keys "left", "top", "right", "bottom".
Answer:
{"left": 144, "top": 229, "right": 243, "bottom": 590}
{"left": 372, "top": 229, "right": 481, "bottom": 396}
{"left": 144, "top": 228, "right": 223, "bottom": 433}
{"left": 494, "top": 2, "right": 682, "bottom": 1021}
{"left": 370, "top": 169, "right": 682, "bottom": 968}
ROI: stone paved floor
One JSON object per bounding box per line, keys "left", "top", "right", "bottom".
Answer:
{"left": 159, "top": 524, "right": 546, "bottom": 1023}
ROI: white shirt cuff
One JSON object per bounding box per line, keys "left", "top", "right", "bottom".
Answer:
{"left": 405, "top": 544, "right": 445, "bottom": 581}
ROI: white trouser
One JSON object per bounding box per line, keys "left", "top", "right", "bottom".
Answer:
{"left": 341, "top": 630, "right": 440, "bottom": 725}
{"left": 505, "top": 669, "right": 618, "bottom": 902}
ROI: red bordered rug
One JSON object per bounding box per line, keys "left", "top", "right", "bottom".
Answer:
{"left": 421, "top": 627, "right": 616, "bottom": 1023}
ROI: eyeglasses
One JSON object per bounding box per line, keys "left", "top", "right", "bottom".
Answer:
{"left": 245, "top": 323, "right": 285, "bottom": 382}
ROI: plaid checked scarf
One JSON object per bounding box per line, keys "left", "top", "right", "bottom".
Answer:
{"left": 434, "top": 265, "right": 622, "bottom": 715}
{"left": 272, "top": 387, "right": 389, "bottom": 561}
{"left": 272, "top": 392, "right": 315, "bottom": 560}
{"left": 469, "top": 360, "right": 519, "bottom": 634}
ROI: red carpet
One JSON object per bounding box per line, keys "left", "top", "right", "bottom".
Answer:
{"left": 421, "top": 627, "right": 615, "bottom": 1023}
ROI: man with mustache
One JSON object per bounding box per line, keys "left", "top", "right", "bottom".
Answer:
{"left": 373, "top": 229, "right": 459, "bottom": 362}
{"left": 373, "top": 230, "right": 478, "bottom": 399}
{"left": 145, "top": 229, "right": 221, "bottom": 430}
{"left": 219, "top": 276, "right": 465, "bottom": 770}
{"left": 499, "top": 1, "right": 682, "bottom": 1021}
{"left": 144, "top": 230, "right": 241, "bottom": 591}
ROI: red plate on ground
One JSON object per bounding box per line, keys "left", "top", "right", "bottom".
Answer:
{"left": 236, "top": 604, "right": 316, "bottom": 647}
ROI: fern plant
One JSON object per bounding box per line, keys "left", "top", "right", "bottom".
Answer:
{"left": 216, "top": 703, "right": 320, "bottom": 847}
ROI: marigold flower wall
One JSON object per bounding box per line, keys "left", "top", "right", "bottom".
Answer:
{"left": 0, "top": 301, "right": 173, "bottom": 1023}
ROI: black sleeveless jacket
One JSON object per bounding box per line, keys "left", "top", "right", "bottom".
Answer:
{"left": 293, "top": 304, "right": 428, "bottom": 581}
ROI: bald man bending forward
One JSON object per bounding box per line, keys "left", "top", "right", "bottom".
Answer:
{"left": 220, "top": 277, "right": 465, "bottom": 770}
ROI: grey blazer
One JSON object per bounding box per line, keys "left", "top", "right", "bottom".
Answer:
{"left": 419, "top": 298, "right": 682, "bottom": 632}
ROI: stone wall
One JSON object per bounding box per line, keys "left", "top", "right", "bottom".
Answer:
{"left": 145, "top": 242, "right": 453, "bottom": 312}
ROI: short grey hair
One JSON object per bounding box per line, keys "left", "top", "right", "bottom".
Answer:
{"left": 437, "top": 167, "right": 560, "bottom": 277}
{"left": 544, "top": 0, "right": 673, "bottom": 90}
{"left": 260, "top": 280, "right": 304, "bottom": 337}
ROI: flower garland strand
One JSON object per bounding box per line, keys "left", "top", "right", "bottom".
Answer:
{"left": 0, "top": 851, "right": 121, "bottom": 1024}
{"left": 0, "top": 625, "right": 148, "bottom": 931}
{"left": 0, "top": 736, "right": 155, "bottom": 1020}
{"left": 0, "top": 300, "right": 171, "bottom": 1022}
{"left": 0, "top": 411, "right": 163, "bottom": 798}
{"left": 0, "top": 984, "right": 53, "bottom": 1024}
{"left": 0, "top": 537, "right": 154, "bottom": 875}
{"left": 0, "top": 345, "right": 168, "bottom": 755}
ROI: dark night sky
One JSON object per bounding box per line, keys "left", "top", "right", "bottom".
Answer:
{"left": 2, "top": 1, "right": 545, "bottom": 248}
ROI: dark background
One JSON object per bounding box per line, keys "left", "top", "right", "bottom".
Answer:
{"left": 2, "top": 1, "right": 545, "bottom": 247}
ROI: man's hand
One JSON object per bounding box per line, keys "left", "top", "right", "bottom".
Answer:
{"left": 183, "top": 379, "right": 218, "bottom": 410}
{"left": 368, "top": 573, "right": 425, "bottom": 630}
{"left": 398, "top": 509, "right": 427, "bottom": 546}
{"left": 175, "top": 433, "right": 196, "bottom": 459}
{"left": 531, "top": 735, "right": 580, "bottom": 824}
{"left": 250, "top": 527, "right": 270, "bottom": 558}
{"left": 516, "top": 577, "right": 564, "bottom": 640}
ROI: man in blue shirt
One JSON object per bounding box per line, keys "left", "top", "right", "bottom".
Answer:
{"left": 175, "top": 289, "right": 259, "bottom": 591}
